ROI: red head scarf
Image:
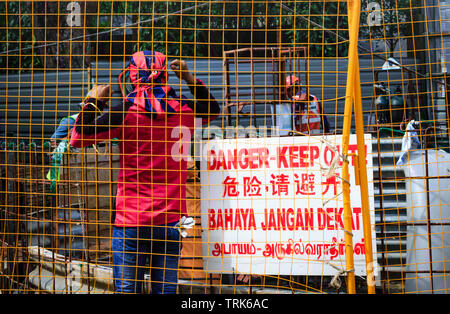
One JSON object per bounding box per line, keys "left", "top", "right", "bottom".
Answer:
{"left": 122, "top": 51, "right": 186, "bottom": 119}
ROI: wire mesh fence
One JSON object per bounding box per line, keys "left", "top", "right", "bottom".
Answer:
{"left": 0, "top": 0, "right": 449, "bottom": 295}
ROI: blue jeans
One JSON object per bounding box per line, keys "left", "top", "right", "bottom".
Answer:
{"left": 51, "top": 117, "right": 76, "bottom": 141}
{"left": 112, "top": 222, "right": 181, "bottom": 294}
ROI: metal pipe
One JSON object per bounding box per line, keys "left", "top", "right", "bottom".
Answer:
{"left": 351, "top": 25, "right": 376, "bottom": 295}
{"left": 339, "top": 0, "right": 361, "bottom": 294}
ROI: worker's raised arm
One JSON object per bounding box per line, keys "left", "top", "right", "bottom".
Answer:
{"left": 170, "top": 59, "right": 220, "bottom": 121}
{"left": 70, "top": 84, "right": 131, "bottom": 148}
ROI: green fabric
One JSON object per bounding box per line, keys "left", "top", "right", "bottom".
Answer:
{"left": 46, "top": 139, "right": 69, "bottom": 192}
{"left": 46, "top": 113, "right": 79, "bottom": 191}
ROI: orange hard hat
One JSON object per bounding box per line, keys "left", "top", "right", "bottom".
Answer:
{"left": 285, "top": 75, "right": 300, "bottom": 89}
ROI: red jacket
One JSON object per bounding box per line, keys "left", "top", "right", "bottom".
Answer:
{"left": 70, "top": 79, "right": 219, "bottom": 226}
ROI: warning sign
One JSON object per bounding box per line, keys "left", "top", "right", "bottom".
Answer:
{"left": 200, "top": 135, "right": 377, "bottom": 276}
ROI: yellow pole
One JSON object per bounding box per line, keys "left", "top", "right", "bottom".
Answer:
{"left": 341, "top": 0, "right": 363, "bottom": 294}
{"left": 351, "top": 25, "right": 377, "bottom": 296}
{"left": 342, "top": 150, "right": 355, "bottom": 294}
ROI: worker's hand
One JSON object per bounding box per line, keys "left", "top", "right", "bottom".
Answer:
{"left": 298, "top": 92, "right": 307, "bottom": 101}
{"left": 170, "top": 59, "right": 195, "bottom": 84}
{"left": 50, "top": 130, "right": 71, "bottom": 149}
{"left": 86, "top": 84, "right": 111, "bottom": 104}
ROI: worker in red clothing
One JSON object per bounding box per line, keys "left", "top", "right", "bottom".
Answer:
{"left": 285, "top": 75, "right": 330, "bottom": 135}
{"left": 70, "top": 51, "right": 220, "bottom": 293}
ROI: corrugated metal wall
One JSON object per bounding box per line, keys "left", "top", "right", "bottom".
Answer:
{"left": 0, "top": 56, "right": 420, "bottom": 140}
{"left": 90, "top": 56, "right": 417, "bottom": 131}
{"left": 0, "top": 70, "right": 89, "bottom": 141}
